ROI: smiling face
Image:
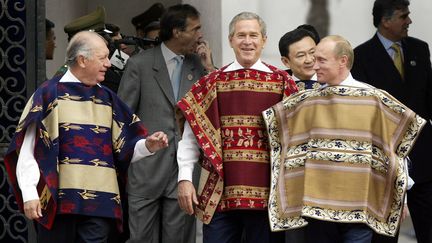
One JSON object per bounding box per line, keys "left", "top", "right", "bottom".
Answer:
{"left": 79, "top": 36, "right": 111, "bottom": 86}
{"left": 282, "top": 36, "right": 316, "bottom": 80}
{"left": 313, "top": 39, "right": 341, "bottom": 85}
{"left": 381, "top": 7, "right": 412, "bottom": 41}
{"left": 229, "top": 19, "right": 266, "bottom": 68}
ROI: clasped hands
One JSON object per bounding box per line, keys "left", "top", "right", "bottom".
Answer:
{"left": 145, "top": 131, "right": 169, "bottom": 153}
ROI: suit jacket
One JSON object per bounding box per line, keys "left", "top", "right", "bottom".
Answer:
{"left": 117, "top": 45, "right": 206, "bottom": 197}
{"left": 352, "top": 34, "right": 432, "bottom": 183}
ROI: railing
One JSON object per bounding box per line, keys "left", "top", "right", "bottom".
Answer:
{"left": 1, "top": 0, "right": 43, "bottom": 242}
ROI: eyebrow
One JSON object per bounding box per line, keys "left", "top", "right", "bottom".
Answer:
{"left": 188, "top": 24, "right": 201, "bottom": 31}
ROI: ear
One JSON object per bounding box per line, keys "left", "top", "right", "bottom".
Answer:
{"left": 281, "top": 56, "right": 291, "bottom": 69}
{"left": 381, "top": 17, "right": 391, "bottom": 29}
{"left": 262, "top": 35, "right": 267, "bottom": 49}
{"left": 339, "top": 55, "right": 348, "bottom": 68}
{"left": 173, "top": 28, "right": 181, "bottom": 39}
{"left": 229, "top": 35, "right": 234, "bottom": 48}
{"left": 77, "top": 55, "right": 86, "bottom": 68}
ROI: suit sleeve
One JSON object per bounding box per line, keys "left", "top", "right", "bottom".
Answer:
{"left": 425, "top": 43, "right": 432, "bottom": 121}
{"left": 117, "top": 58, "right": 141, "bottom": 113}
{"left": 352, "top": 48, "right": 369, "bottom": 82}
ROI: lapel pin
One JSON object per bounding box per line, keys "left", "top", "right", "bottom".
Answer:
{"left": 188, "top": 74, "right": 193, "bottom": 81}
{"left": 410, "top": 60, "right": 416, "bottom": 66}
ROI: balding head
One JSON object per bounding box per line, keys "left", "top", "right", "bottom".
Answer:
{"left": 320, "top": 35, "right": 354, "bottom": 69}
{"left": 66, "top": 31, "right": 111, "bottom": 86}
{"left": 66, "top": 31, "right": 107, "bottom": 67}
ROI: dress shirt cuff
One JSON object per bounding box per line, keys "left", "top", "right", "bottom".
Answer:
{"left": 131, "top": 139, "right": 154, "bottom": 163}
{"left": 177, "top": 121, "right": 200, "bottom": 182}
{"left": 405, "top": 157, "right": 414, "bottom": 190}
{"left": 21, "top": 186, "right": 39, "bottom": 203}
{"left": 178, "top": 165, "right": 194, "bottom": 182}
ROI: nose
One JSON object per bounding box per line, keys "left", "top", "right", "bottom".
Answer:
{"left": 305, "top": 53, "right": 314, "bottom": 64}
{"left": 312, "top": 60, "right": 319, "bottom": 71}
{"left": 105, "top": 57, "right": 111, "bottom": 68}
{"left": 196, "top": 29, "right": 203, "bottom": 41}
{"left": 407, "top": 16, "right": 412, "bottom": 24}
{"left": 242, "top": 35, "right": 252, "bottom": 45}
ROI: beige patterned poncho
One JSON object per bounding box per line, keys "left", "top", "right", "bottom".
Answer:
{"left": 262, "top": 86, "right": 425, "bottom": 236}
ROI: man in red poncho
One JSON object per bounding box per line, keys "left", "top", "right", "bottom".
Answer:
{"left": 176, "top": 11, "right": 298, "bottom": 243}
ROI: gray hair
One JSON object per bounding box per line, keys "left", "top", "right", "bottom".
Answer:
{"left": 228, "top": 12, "right": 266, "bottom": 38}
{"left": 65, "top": 31, "right": 104, "bottom": 67}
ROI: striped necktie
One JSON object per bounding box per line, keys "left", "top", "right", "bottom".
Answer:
{"left": 391, "top": 43, "right": 404, "bottom": 78}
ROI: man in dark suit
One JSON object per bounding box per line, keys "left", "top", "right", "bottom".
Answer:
{"left": 352, "top": 0, "right": 432, "bottom": 242}
{"left": 117, "top": 4, "right": 209, "bottom": 243}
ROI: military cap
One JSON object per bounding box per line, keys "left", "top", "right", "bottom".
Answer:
{"left": 46, "top": 18, "right": 55, "bottom": 29}
{"left": 64, "top": 6, "right": 108, "bottom": 38}
{"left": 143, "top": 21, "right": 160, "bottom": 33}
{"left": 131, "top": 3, "right": 165, "bottom": 30}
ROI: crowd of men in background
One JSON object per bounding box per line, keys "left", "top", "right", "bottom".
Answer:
{"left": 6, "top": 0, "right": 431, "bottom": 242}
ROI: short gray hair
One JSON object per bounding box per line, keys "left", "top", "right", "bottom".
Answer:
{"left": 323, "top": 35, "right": 354, "bottom": 70}
{"left": 228, "top": 12, "right": 266, "bottom": 38}
{"left": 65, "top": 31, "right": 104, "bottom": 67}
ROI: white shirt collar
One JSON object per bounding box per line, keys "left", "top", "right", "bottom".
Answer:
{"left": 339, "top": 73, "right": 358, "bottom": 86}
{"left": 320, "top": 73, "right": 371, "bottom": 89}
{"left": 224, "top": 59, "right": 272, "bottom": 73}
{"left": 59, "top": 69, "right": 102, "bottom": 87}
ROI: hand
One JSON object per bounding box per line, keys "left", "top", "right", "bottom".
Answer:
{"left": 401, "top": 203, "right": 410, "bottom": 222}
{"left": 24, "top": 199, "right": 42, "bottom": 219}
{"left": 178, "top": 180, "right": 198, "bottom": 215}
{"left": 195, "top": 40, "right": 216, "bottom": 72}
{"left": 145, "top": 131, "right": 168, "bottom": 153}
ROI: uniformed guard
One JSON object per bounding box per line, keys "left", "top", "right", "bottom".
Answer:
{"left": 52, "top": 6, "right": 110, "bottom": 79}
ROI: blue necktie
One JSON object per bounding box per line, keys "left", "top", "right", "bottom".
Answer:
{"left": 171, "top": 56, "right": 183, "bottom": 100}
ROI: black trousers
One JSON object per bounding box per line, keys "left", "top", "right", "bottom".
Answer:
{"left": 203, "top": 210, "right": 284, "bottom": 243}
{"left": 408, "top": 181, "right": 432, "bottom": 243}
{"left": 305, "top": 218, "right": 373, "bottom": 243}
{"left": 37, "top": 214, "right": 112, "bottom": 243}
{"left": 371, "top": 230, "right": 399, "bottom": 243}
